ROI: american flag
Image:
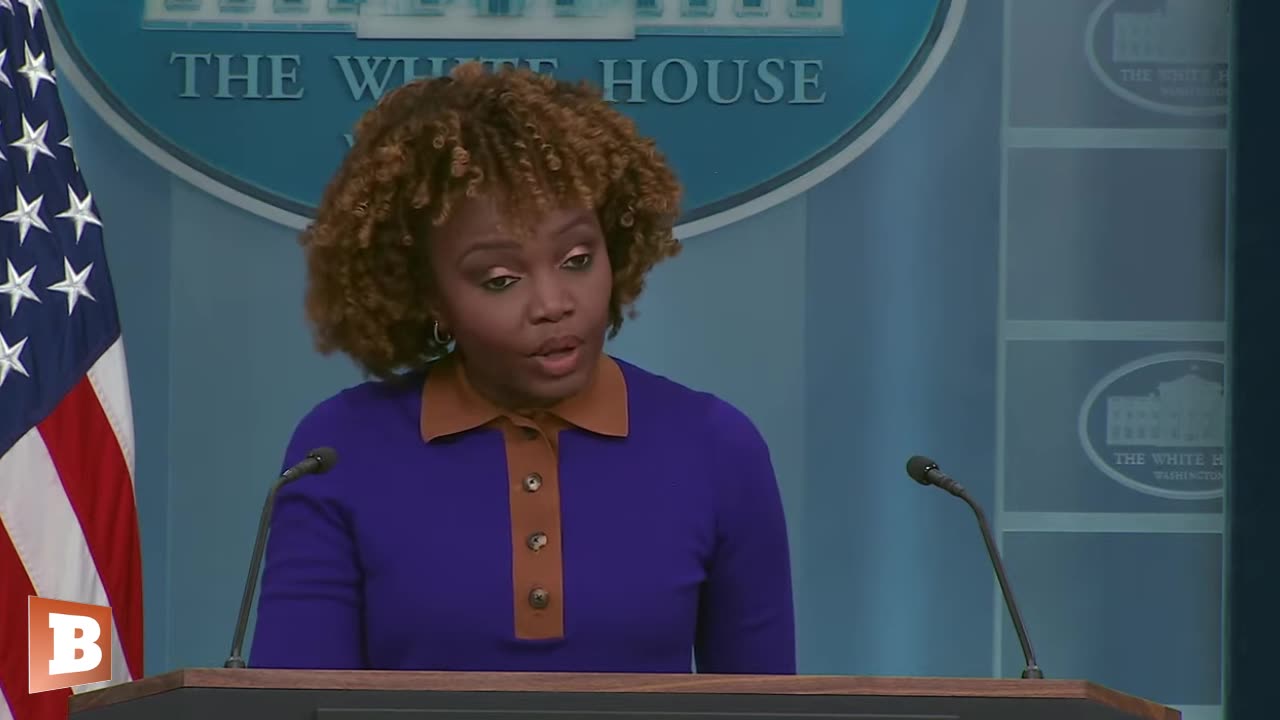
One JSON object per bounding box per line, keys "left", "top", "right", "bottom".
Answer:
{"left": 0, "top": 1, "right": 144, "bottom": 718}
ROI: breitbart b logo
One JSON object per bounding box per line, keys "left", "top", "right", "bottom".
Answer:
{"left": 29, "top": 596, "right": 113, "bottom": 694}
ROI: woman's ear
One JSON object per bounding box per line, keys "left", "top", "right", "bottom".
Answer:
{"left": 425, "top": 296, "right": 453, "bottom": 341}
{"left": 425, "top": 300, "right": 449, "bottom": 329}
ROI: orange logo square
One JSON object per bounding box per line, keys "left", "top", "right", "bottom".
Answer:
{"left": 28, "top": 596, "right": 113, "bottom": 694}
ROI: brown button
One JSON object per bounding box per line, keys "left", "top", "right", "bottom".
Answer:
{"left": 522, "top": 473, "right": 542, "bottom": 492}
{"left": 527, "top": 532, "right": 548, "bottom": 551}
{"left": 529, "top": 587, "right": 550, "bottom": 609}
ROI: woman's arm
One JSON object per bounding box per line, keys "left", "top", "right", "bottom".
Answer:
{"left": 249, "top": 408, "right": 367, "bottom": 669}
{"left": 693, "top": 398, "right": 797, "bottom": 674}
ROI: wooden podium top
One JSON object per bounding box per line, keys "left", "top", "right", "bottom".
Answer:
{"left": 69, "top": 668, "right": 1181, "bottom": 720}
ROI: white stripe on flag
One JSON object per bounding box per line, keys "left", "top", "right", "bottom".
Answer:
{"left": 86, "top": 338, "right": 136, "bottom": 485}
{"left": 0, "top": 428, "right": 134, "bottom": 690}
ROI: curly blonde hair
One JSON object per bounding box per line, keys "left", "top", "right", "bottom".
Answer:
{"left": 300, "top": 61, "right": 683, "bottom": 379}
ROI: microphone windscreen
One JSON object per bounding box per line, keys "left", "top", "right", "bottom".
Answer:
{"left": 905, "top": 455, "right": 936, "bottom": 485}
{"left": 309, "top": 446, "right": 339, "bottom": 473}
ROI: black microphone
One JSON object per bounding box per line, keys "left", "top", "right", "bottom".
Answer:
{"left": 905, "top": 454, "right": 1044, "bottom": 680}
{"left": 224, "top": 446, "right": 339, "bottom": 669}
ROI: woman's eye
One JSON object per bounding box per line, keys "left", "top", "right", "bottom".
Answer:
{"left": 483, "top": 276, "right": 518, "bottom": 291}
{"left": 564, "top": 253, "right": 591, "bottom": 269}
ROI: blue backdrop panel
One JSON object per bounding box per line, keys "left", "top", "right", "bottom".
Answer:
{"left": 1004, "top": 340, "right": 1224, "bottom": 515}
{"left": 1005, "top": 149, "right": 1226, "bottom": 323}
{"left": 1002, "top": 532, "right": 1222, "bottom": 706}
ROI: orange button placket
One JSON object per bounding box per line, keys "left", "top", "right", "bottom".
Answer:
{"left": 501, "top": 415, "right": 566, "bottom": 640}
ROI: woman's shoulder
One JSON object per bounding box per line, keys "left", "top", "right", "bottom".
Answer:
{"left": 613, "top": 358, "right": 780, "bottom": 511}
{"left": 612, "top": 357, "right": 768, "bottom": 453}
{"left": 294, "top": 371, "right": 424, "bottom": 432}
{"left": 280, "top": 369, "right": 426, "bottom": 471}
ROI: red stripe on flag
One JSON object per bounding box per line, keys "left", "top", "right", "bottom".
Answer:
{"left": 37, "top": 377, "right": 144, "bottom": 682}
{"left": 0, "top": 519, "right": 73, "bottom": 720}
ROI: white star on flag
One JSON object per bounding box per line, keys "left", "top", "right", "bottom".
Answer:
{"left": 0, "top": 329, "right": 29, "bottom": 388}
{"left": 18, "top": 42, "right": 53, "bottom": 97}
{"left": 1, "top": 186, "right": 48, "bottom": 243}
{"left": 57, "top": 186, "right": 101, "bottom": 243}
{"left": 10, "top": 114, "right": 54, "bottom": 171}
{"left": 47, "top": 256, "right": 94, "bottom": 315}
{"left": 0, "top": 258, "right": 38, "bottom": 315}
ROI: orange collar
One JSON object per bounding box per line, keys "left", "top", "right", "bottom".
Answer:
{"left": 420, "top": 351, "right": 629, "bottom": 442}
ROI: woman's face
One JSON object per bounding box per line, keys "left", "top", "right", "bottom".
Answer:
{"left": 426, "top": 193, "right": 614, "bottom": 410}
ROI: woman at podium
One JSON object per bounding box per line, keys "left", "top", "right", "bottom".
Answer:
{"left": 247, "top": 62, "right": 796, "bottom": 675}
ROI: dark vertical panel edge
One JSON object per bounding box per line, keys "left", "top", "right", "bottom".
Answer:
{"left": 1225, "top": 0, "right": 1278, "bottom": 718}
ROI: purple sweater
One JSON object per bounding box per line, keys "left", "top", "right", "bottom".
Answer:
{"left": 249, "top": 353, "right": 795, "bottom": 674}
